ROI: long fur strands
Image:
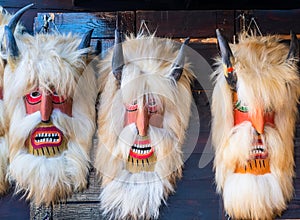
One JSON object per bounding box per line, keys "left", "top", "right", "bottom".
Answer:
{"left": 4, "top": 33, "right": 97, "bottom": 205}
{"left": 96, "top": 34, "right": 194, "bottom": 219}
{"left": 212, "top": 32, "right": 300, "bottom": 219}
{"left": 0, "top": 6, "right": 28, "bottom": 195}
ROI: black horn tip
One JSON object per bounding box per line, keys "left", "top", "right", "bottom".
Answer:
{"left": 183, "top": 37, "right": 190, "bottom": 45}
{"left": 78, "top": 29, "right": 94, "bottom": 50}
{"left": 216, "top": 28, "right": 233, "bottom": 67}
{"left": 287, "top": 30, "right": 299, "bottom": 60}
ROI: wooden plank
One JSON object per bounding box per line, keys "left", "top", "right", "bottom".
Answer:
{"left": 52, "top": 203, "right": 101, "bottom": 220}
{"left": 236, "top": 9, "right": 300, "bottom": 35}
{"left": 36, "top": 0, "right": 73, "bottom": 10}
{"left": 136, "top": 10, "right": 218, "bottom": 38}
{"left": 34, "top": 11, "right": 135, "bottom": 38}
{"left": 216, "top": 10, "right": 235, "bottom": 43}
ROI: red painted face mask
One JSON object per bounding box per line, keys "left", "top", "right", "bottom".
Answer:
{"left": 233, "top": 92, "right": 274, "bottom": 175}
{"left": 24, "top": 88, "right": 73, "bottom": 157}
{"left": 124, "top": 94, "right": 163, "bottom": 173}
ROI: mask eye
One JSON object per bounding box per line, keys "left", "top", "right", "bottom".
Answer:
{"left": 126, "top": 100, "right": 138, "bottom": 112}
{"left": 148, "top": 99, "right": 157, "bottom": 113}
{"left": 234, "top": 100, "right": 248, "bottom": 112}
{"left": 25, "top": 89, "right": 42, "bottom": 104}
{"left": 52, "top": 90, "right": 66, "bottom": 104}
{"left": 31, "top": 91, "right": 40, "bottom": 98}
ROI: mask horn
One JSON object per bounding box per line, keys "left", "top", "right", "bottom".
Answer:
{"left": 171, "top": 37, "right": 190, "bottom": 81}
{"left": 287, "top": 30, "right": 299, "bottom": 61}
{"left": 112, "top": 13, "right": 124, "bottom": 82}
{"left": 216, "top": 29, "right": 237, "bottom": 91}
{"left": 78, "top": 29, "right": 94, "bottom": 50}
{"left": 8, "top": 3, "right": 34, "bottom": 34}
{"left": 4, "top": 25, "right": 19, "bottom": 61}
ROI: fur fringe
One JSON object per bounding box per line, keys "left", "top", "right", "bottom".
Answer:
{"left": 212, "top": 33, "right": 300, "bottom": 219}
{"left": 4, "top": 33, "right": 97, "bottom": 205}
{"left": 96, "top": 34, "right": 194, "bottom": 219}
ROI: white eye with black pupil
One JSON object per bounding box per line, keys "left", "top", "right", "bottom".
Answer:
{"left": 30, "top": 91, "right": 40, "bottom": 98}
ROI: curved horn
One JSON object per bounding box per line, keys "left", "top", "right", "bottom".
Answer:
{"left": 287, "top": 30, "right": 299, "bottom": 61}
{"left": 4, "top": 25, "right": 19, "bottom": 60}
{"left": 78, "top": 29, "right": 94, "bottom": 50}
{"left": 216, "top": 29, "right": 237, "bottom": 91}
{"left": 8, "top": 3, "right": 34, "bottom": 34}
{"left": 112, "top": 28, "right": 124, "bottom": 82}
{"left": 171, "top": 37, "right": 190, "bottom": 81}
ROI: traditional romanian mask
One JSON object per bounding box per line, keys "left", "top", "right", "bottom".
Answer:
{"left": 95, "top": 30, "right": 194, "bottom": 219}
{"left": 3, "top": 26, "right": 97, "bottom": 206}
{"left": 212, "top": 29, "right": 300, "bottom": 219}
{"left": 0, "top": 3, "right": 33, "bottom": 194}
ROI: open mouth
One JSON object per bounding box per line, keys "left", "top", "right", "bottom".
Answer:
{"left": 129, "top": 138, "right": 154, "bottom": 159}
{"left": 126, "top": 136, "right": 157, "bottom": 173}
{"left": 28, "top": 124, "right": 67, "bottom": 157}
{"left": 250, "top": 145, "right": 268, "bottom": 159}
{"left": 31, "top": 126, "right": 63, "bottom": 148}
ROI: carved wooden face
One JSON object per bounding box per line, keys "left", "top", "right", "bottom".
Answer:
{"left": 124, "top": 93, "right": 164, "bottom": 173}
{"left": 233, "top": 92, "right": 274, "bottom": 175}
{"left": 24, "top": 87, "right": 72, "bottom": 157}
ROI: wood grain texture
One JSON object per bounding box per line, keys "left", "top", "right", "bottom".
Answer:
{"left": 0, "top": 8, "right": 295, "bottom": 219}
{"left": 136, "top": 10, "right": 218, "bottom": 38}
{"left": 235, "top": 10, "right": 300, "bottom": 35}
{"left": 34, "top": 12, "right": 135, "bottom": 37}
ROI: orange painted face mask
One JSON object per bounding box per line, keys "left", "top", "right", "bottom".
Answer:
{"left": 233, "top": 92, "right": 274, "bottom": 175}
{"left": 24, "top": 88, "right": 72, "bottom": 157}
{"left": 124, "top": 94, "right": 164, "bottom": 173}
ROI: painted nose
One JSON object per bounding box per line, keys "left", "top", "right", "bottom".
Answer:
{"left": 136, "top": 105, "right": 149, "bottom": 136}
{"left": 250, "top": 108, "right": 264, "bottom": 134}
{"left": 40, "top": 92, "right": 53, "bottom": 122}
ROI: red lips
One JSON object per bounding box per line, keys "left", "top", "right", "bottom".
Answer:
{"left": 30, "top": 126, "right": 63, "bottom": 149}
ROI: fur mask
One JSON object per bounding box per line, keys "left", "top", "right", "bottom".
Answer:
{"left": 3, "top": 26, "right": 97, "bottom": 206}
{"left": 95, "top": 31, "right": 195, "bottom": 219}
{"left": 0, "top": 3, "right": 33, "bottom": 194}
{"left": 212, "top": 30, "right": 300, "bottom": 219}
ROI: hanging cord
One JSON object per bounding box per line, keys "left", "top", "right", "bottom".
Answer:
{"left": 39, "top": 13, "right": 60, "bottom": 34}
{"left": 137, "top": 19, "right": 153, "bottom": 36}
{"left": 246, "top": 17, "right": 262, "bottom": 36}
{"left": 235, "top": 12, "right": 262, "bottom": 39}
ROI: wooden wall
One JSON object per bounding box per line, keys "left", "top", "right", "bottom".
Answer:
{"left": 1, "top": 1, "right": 300, "bottom": 219}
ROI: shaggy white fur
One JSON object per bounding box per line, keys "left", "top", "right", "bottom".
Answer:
{"left": 4, "top": 33, "right": 97, "bottom": 205}
{"left": 0, "top": 6, "right": 28, "bottom": 194}
{"left": 96, "top": 34, "right": 194, "bottom": 219}
{"left": 212, "top": 33, "right": 300, "bottom": 219}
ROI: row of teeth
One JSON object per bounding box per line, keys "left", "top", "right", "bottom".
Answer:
{"left": 36, "top": 133, "right": 58, "bottom": 138}
{"left": 250, "top": 145, "right": 265, "bottom": 154}
{"left": 35, "top": 137, "right": 59, "bottom": 143}
{"left": 133, "top": 144, "right": 151, "bottom": 149}
{"left": 131, "top": 148, "right": 151, "bottom": 155}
